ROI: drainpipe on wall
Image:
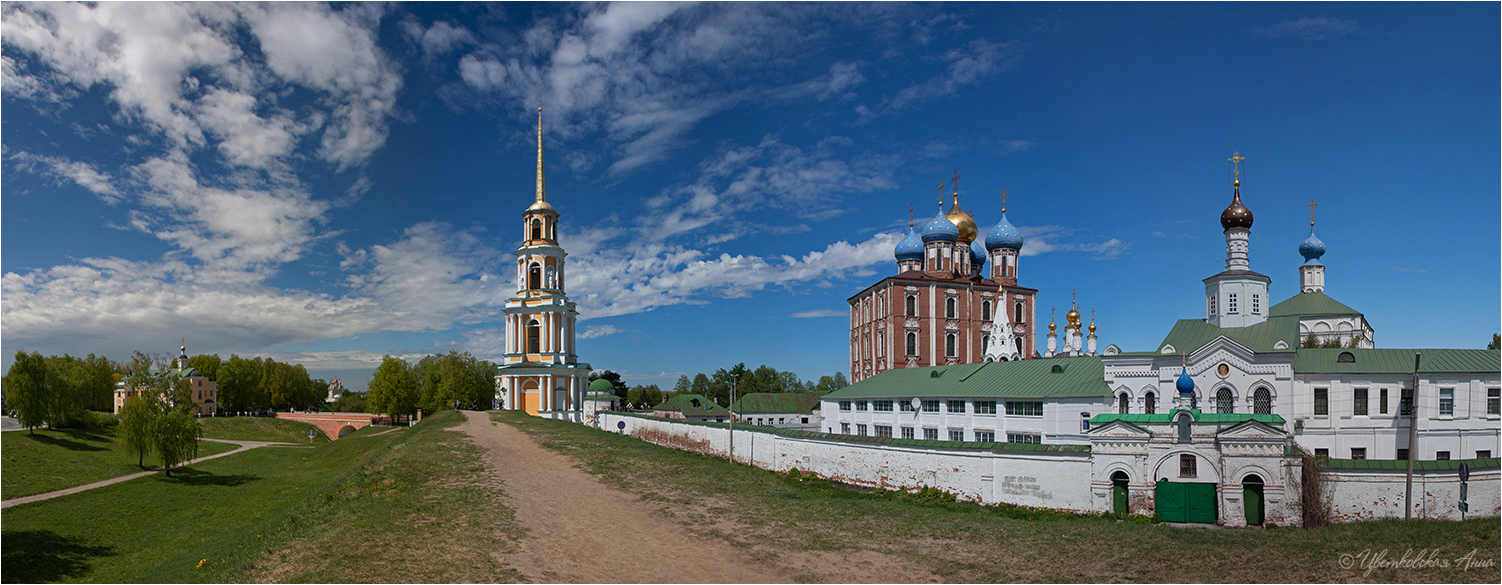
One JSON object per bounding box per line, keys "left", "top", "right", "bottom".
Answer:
{"left": 1404, "top": 352, "right": 1420, "bottom": 521}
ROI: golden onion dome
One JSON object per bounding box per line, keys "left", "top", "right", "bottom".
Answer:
{"left": 527, "top": 199, "right": 555, "bottom": 212}
{"left": 1066, "top": 305, "right": 1081, "bottom": 327}
{"left": 1048, "top": 315, "right": 1057, "bottom": 332}
{"left": 1088, "top": 320, "right": 1097, "bottom": 333}
{"left": 945, "top": 194, "right": 978, "bottom": 243}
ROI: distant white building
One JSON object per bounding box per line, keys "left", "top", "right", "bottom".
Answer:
{"left": 325, "top": 378, "right": 345, "bottom": 403}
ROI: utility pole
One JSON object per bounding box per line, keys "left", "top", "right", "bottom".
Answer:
{"left": 1404, "top": 352, "right": 1420, "bottom": 520}
{"left": 728, "top": 376, "right": 738, "bottom": 464}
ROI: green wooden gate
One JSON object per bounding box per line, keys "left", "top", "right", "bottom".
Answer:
{"left": 1155, "top": 481, "right": 1218, "bottom": 523}
{"left": 1243, "top": 476, "right": 1264, "bottom": 526}
{"left": 1112, "top": 478, "right": 1129, "bottom": 518}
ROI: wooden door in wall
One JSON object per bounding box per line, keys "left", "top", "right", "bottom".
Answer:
{"left": 1154, "top": 481, "right": 1217, "bottom": 524}
{"left": 521, "top": 391, "right": 540, "bottom": 416}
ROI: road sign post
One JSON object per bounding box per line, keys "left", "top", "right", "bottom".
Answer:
{"left": 306, "top": 428, "right": 317, "bottom": 443}
{"left": 1458, "top": 462, "right": 1470, "bottom": 520}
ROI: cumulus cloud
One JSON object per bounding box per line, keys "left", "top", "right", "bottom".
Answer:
{"left": 578, "top": 324, "right": 624, "bottom": 339}
{"left": 1256, "top": 17, "right": 1361, "bottom": 41}
{"left": 402, "top": 19, "right": 477, "bottom": 59}
{"left": 791, "top": 309, "right": 847, "bottom": 318}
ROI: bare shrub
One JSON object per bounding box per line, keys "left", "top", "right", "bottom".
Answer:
{"left": 1300, "top": 451, "right": 1331, "bottom": 528}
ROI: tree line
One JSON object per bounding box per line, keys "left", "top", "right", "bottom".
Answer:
{"left": 186, "top": 354, "right": 328, "bottom": 412}
{"left": 366, "top": 351, "right": 498, "bottom": 417}
{"left": 594, "top": 364, "right": 849, "bottom": 410}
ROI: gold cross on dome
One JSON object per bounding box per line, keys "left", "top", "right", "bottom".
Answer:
{"left": 1001, "top": 189, "right": 1009, "bottom": 212}
{"left": 1228, "top": 151, "right": 1246, "bottom": 181}
{"left": 937, "top": 181, "right": 946, "bottom": 207}
{"left": 1307, "top": 199, "right": 1318, "bottom": 227}
{"left": 908, "top": 203, "right": 915, "bottom": 226}
{"left": 1071, "top": 289, "right": 1077, "bottom": 305}
{"left": 952, "top": 168, "right": 961, "bottom": 194}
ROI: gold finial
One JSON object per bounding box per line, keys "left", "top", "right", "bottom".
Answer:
{"left": 1000, "top": 189, "right": 1008, "bottom": 213}
{"left": 1308, "top": 199, "right": 1318, "bottom": 227}
{"left": 1089, "top": 309, "right": 1097, "bottom": 334}
{"left": 1049, "top": 306, "right": 1056, "bottom": 332}
{"left": 535, "top": 101, "right": 546, "bottom": 203}
{"left": 1228, "top": 151, "right": 1246, "bottom": 183}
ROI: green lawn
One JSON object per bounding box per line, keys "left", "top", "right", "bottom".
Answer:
{"left": 1, "top": 412, "right": 520, "bottom": 584}
{"left": 197, "top": 416, "right": 328, "bottom": 443}
{"left": 2, "top": 427, "right": 237, "bottom": 500}
{"left": 498, "top": 412, "right": 1501, "bottom": 583}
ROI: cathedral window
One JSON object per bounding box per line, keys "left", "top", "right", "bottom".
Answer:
{"left": 1118, "top": 393, "right": 1129, "bottom": 414}
{"left": 1145, "top": 392, "right": 1156, "bottom": 414}
{"left": 531, "top": 218, "right": 542, "bottom": 240}
{"left": 945, "top": 298, "right": 956, "bottom": 319}
{"left": 1254, "top": 388, "right": 1271, "bottom": 415}
{"left": 906, "top": 295, "right": 916, "bottom": 316}
{"left": 1251, "top": 293, "right": 1261, "bottom": 314}
{"left": 982, "top": 335, "right": 989, "bottom": 351}
{"left": 1216, "top": 388, "right": 1234, "bottom": 414}
{"left": 945, "top": 333, "right": 956, "bottom": 356}
{"left": 1000, "top": 255, "right": 1009, "bottom": 277}
{"left": 1209, "top": 297, "right": 1217, "bottom": 316}
{"left": 527, "top": 320, "right": 541, "bottom": 354}
{"left": 1354, "top": 388, "right": 1368, "bottom": 416}
{"left": 982, "top": 300, "right": 991, "bottom": 321}
{"left": 906, "top": 332, "right": 917, "bottom": 356}
{"left": 1015, "top": 302, "right": 1024, "bottom": 323}
{"left": 1314, "top": 388, "right": 1328, "bottom": 416}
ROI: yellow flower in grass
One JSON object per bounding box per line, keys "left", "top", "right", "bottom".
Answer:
{"left": 196, "top": 559, "right": 206, "bottom": 568}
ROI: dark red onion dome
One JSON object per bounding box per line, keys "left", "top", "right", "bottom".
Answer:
{"left": 1220, "top": 180, "right": 1253, "bottom": 230}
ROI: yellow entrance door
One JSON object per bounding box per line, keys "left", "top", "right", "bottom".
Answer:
{"left": 522, "top": 391, "right": 540, "bottom": 415}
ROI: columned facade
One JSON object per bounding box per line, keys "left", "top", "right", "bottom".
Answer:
{"left": 496, "top": 106, "right": 590, "bottom": 417}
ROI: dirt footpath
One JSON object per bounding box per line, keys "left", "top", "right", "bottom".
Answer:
{"left": 458, "top": 412, "right": 787, "bottom": 583}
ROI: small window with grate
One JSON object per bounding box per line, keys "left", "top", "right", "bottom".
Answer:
{"left": 1180, "top": 454, "right": 1197, "bottom": 477}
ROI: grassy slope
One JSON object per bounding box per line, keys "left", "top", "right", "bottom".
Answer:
{"left": 197, "top": 416, "right": 329, "bottom": 443}
{"left": 499, "top": 412, "right": 1500, "bottom": 583}
{"left": 0, "top": 411, "right": 522, "bottom": 584}
{"left": 2, "top": 427, "right": 237, "bottom": 499}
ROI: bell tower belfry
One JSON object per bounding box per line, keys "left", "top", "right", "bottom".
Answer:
{"left": 497, "top": 104, "right": 590, "bottom": 418}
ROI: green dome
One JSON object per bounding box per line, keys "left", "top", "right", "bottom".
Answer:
{"left": 588, "top": 379, "right": 616, "bottom": 394}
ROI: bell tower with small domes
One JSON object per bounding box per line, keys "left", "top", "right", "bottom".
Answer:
{"left": 1204, "top": 152, "right": 1271, "bottom": 328}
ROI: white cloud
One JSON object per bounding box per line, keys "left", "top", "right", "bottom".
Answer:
{"left": 1256, "top": 17, "right": 1361, "bottom": 41}
{"left": 578, "top": 324, "right": 624, "bottom": 339}
{"left": 1019, "top": 225, "right": 1129, "bottom": 259}
{"left": 403, "top": 19, "right": 477, "bottom": 59}
{"left": 791, "top": 309, "right": 847, "bottom": 318}
{"left": 888, "top": 39, "right": 1020, "bottom": 110}
{"left": 9, "top": 152, "right": 123, "bottom": 203}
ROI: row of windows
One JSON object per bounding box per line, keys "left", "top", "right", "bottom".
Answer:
{"left": 745, "top": 417, "right": 810, "bottom": 425}
{"left": 1312, "top": 387, "right": 1499, "bottom": 417}
{"left": 836, "top": 423, "right": 1036, "bottom": 443}
{"left": 1313, "top": 448, "right": 1492, "bottom": 461}
{"left": 839, "top": 399, "right": 1012, "bottom": 415}
{"left": 1209, "top": 293, "right": 1261, "bottom": 316}
{"left": 903, "top": 295, "right": 1026, "bottom": 322}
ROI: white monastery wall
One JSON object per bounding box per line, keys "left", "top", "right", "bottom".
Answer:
{"left": 1325, "top": 467, "right": 1499, "bottom": 522}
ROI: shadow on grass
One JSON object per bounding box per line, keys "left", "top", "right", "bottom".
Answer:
{"left": 1, "top": 529, "right": 115, "bottom": 583}
{"left": 22, "top": 433, "right": 109, "bottom": 452}
{"left": 158, "top": 468, "right": 261, "bottom": 487}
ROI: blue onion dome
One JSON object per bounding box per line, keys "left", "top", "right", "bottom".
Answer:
{"left": 920, "top": 207, "right": 959, "bottom": 243}
{"left": 894, "top": 224, "right": 924, "bottom": 261}
{"left": 1220, "top": 180, "right": 1254, "bottom": 230}
{"left": 1299, "top": 227, "right": 1326, "bottom": 265}
{"left": 1175, "top": 366, "right": 1194, "bottom": 394}
{"left": 985, "top": 213, "right": 1024, "bottom": 251}
{"left": 970, "top": 239, "right": 987, "bottom": 266}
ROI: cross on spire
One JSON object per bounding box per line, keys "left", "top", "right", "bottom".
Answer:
{"left": 1071, "top": 289, "right": 1077, "bottom": 306}
{"left": 1000, "top": 189, "right": 1009, "bottom": 212}
{"left": 1228, "top": 151, "right": 1246, "bottom": 182}
{"left": 952, "top": 168, "right": 961, "bottom": 195}
{"left": 937, "top": 181, "right": 945, "bottom": 208}
{"left": 908, "top": 203, "right": 914, "bottom": 227}
{"left": 1308, "top": 199, "right": 1318, "bottom": 227}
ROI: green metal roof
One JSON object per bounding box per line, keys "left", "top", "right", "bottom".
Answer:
{"left": 654, "top": 393, "right": 729, "bottom": 417}
{"left": 822, "top": 356, "right": 1110, "bottom": 401}
{"left": 1090, "top": 408, "right": 1285, "bottom": 426}
{"left": 1156, "top": 316, "right": 1301, "bottom": 355}
{"left": 1294, "top": 348, "right": 1500, "bottom": 375}
{"left": 1269, "top": 291, "right": 1361, "bottom": 318}
{"left": 731, "top": 392, "right": 824, "bottom": 413}
{"left": 1323, "top": 457, "right": 1499, "bottom": 471}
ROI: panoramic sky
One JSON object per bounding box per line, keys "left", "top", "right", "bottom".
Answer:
{"left": 4, "top": 2, "right": 1498, "bottom": 392}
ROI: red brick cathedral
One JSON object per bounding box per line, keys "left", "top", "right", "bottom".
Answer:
{"left": 848, "top": 183, "right": 1037, "bottom": 383}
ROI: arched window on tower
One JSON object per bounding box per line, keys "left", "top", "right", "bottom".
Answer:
{"left": 527, "top": 319, "right": 541, "bottom": 354}
{"left": 1015, "top": 302, "right": 1024, "bottom": 323}
{"left": 531, "top": 218, "right": 542, "bottom": 240}
{"left": 982, "top": 300, "right": 992, "bottom": 321}
{"left": 945, "top": 298, "right": 956, "bottom": 319}
{"left": 1145, "top": 392, "right": 1156, "bottom": 415}
{"left": 1254, "top": 388, "right": 1272, "bottom": 414}
{"left": 1119, "top": 393, "right": 1129, "bottom": 414}
{"left": 1001, "top": 255, "right": 1009, "bottom": 278}
{"left": 905, "top": 332, "right": 917, "bottom": 356}
{"left": 945, "top": 333, "right": 956, "bottom": 357}
{"left": 906, "top": 295, "right": 916, "bottom": 316}
{"left": 982, "top": 335, "right": 990, "bottom": 351}
{"left": 528, "top": 263, "right": 541, "bottom": 290}
{"left": 1217, "top": 388, "right": 1234, "bottom": 414}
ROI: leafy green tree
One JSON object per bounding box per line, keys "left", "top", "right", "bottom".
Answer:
{"left": 812, "top": 372, "right": 849, "bottom": 394}
{"left": 368, "top": 356, "right": 418, "bottom": 417}
{"left": 1489, "top": 333, "right": 1499, "bottom": 350}
{"left": 673, "top": 375, "right": 691, "bottom": 394}
{"left": 690, "top": 373, "right": 710, "bottom": 396}
{"left": 187, "top": 354, "right": 222, "bottom": 381}
{"left": 586, "top": 370, "right": 628, "bottom": 400}
{"left": 155, "top": 409, "right": 201, "bottom": 477}
{"left": 5, "top": 351, "right": 51, "bottom": 434}
{"left": 217, "top": 355, "right": 263, "bottom": 412}
{"left": 332, "top": 391, "right": 369, "bottom": 413}
{"left": 117, "top": 396, "right": 157, "bottom": 468}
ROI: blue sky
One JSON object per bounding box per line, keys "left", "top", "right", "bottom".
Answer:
{"left": 4, "top": 2, "right": 1498, "bottom": 392}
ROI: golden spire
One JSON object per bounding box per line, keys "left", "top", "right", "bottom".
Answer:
{"left": 535, "top": 101, "right": 545, "bottom": 203}
{"left": 1308, "top": 199, "right": 1318, "bottom": 227}
{"left": 1228, "top": 151, "right": 1246, "bottom": 185}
